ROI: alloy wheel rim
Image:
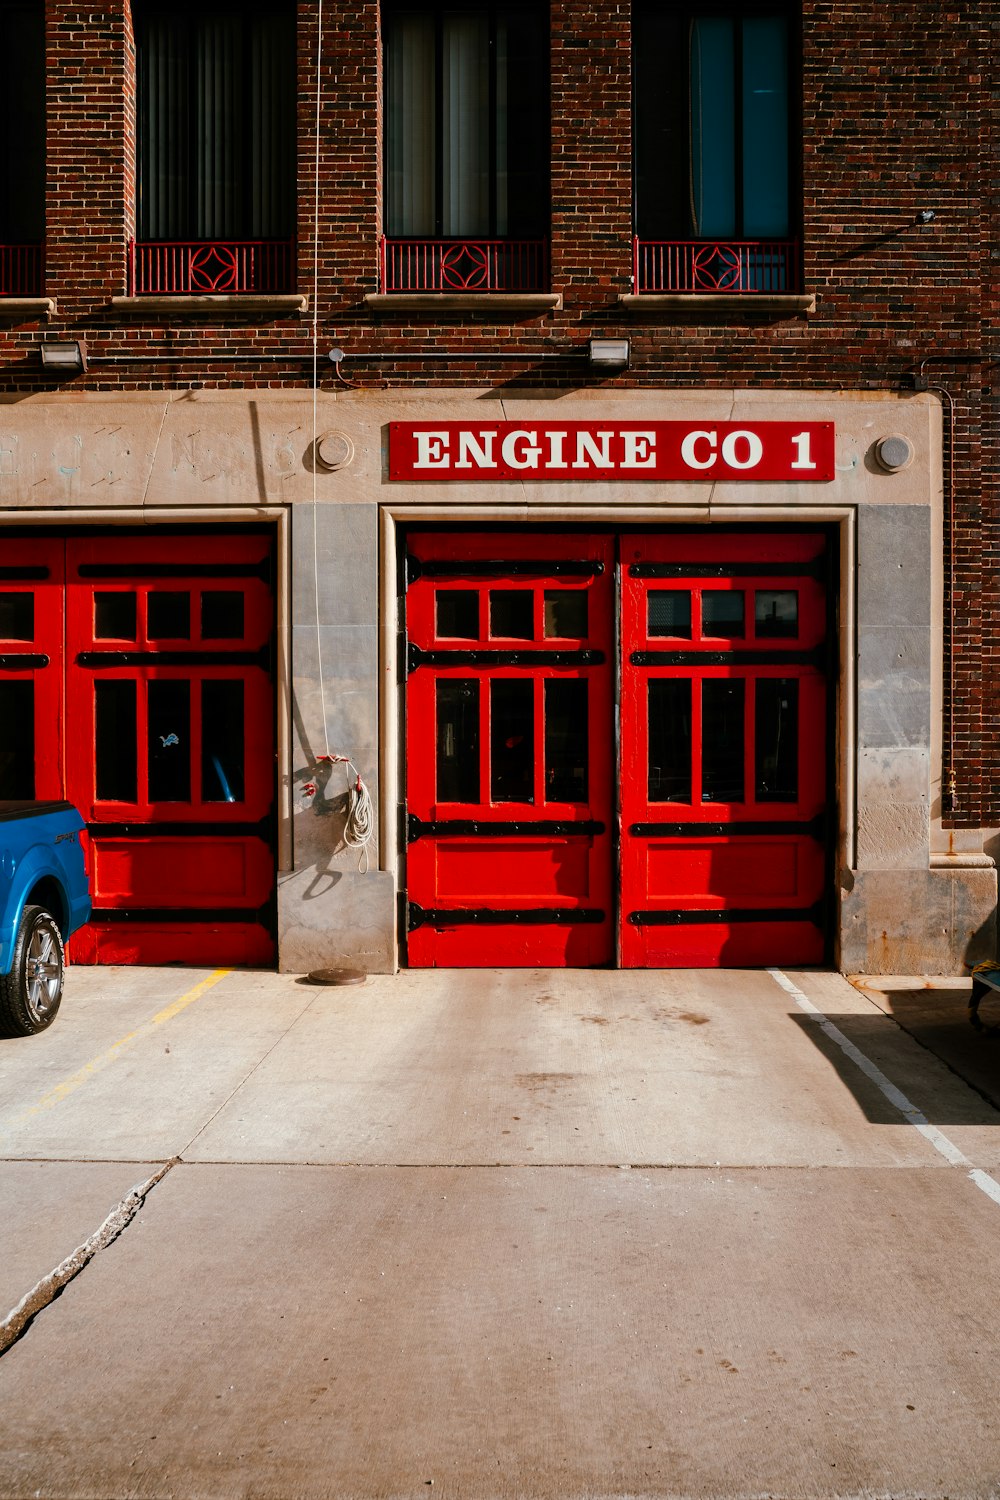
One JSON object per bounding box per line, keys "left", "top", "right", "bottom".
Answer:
{"left": 25, "top": 926, "right": 60, "bottom": 1019}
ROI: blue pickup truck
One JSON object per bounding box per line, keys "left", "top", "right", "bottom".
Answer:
{"left": 0, "top": 801, "right": 92, "bottom": 1037}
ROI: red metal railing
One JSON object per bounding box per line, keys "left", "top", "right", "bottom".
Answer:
{"left": 0, "top": 244, "right": 44, "bottom": 297}
{"left": 380, "top": 237, "right": 549, "bottom": 293}
{"left": 633, "top": 238, "right": 801, "bottom": 294}
{"left": 128, "top": 239, "right": 296, "bottom": 295}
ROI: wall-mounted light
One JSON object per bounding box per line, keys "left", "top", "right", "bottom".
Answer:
{"left": 588, "top": 338, "right": 630, "bottom": 372}
{"left": 915, "top": 209, "right": 936, "bottom": 224}
{"left": 40, "top": 339, "right": 87, "bottom": 374}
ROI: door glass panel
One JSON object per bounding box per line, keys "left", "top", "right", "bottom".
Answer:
{"left": 544, "top": 590, "right": 588, "bottom": 639}
{"left": 755, "top": 590, "right": 798, "bottom": 639}
{"left": 436, "top": 679, "right": 480, "bottom": 803}
{"left": 436, "top": 589, "right": 479, "bottom": 639}
{"left": 648, "top": 678, "right": 692, "bottom": 802}
{"left": 148, "top": 679, "right": 191, "bottom": 802}
{"left": 756, "top": 678, "right": 799, "bottom": 802}
{"left": 544, "top": 679, "right": 588, "bottom": 802}
{"left": 702, "top": 679, "right": 745, "bottom": 802}
{"left": 648, "top": 590, "right": 691, "bottom": 638}
{"left": 148, "top": 591, "right": 191, "bottom": 640}
{"left": 491, "top": 679, "right": 534, "bottom": 802}
{"left": 95, "top": 680, "right": 137, "bottom": 801}
{"left": 0, "top": 681, "right": 34, "bottom": 796}
{"left": 0, "top": 593, "right": 33, "bottom": 640}
{"left": 94, "top": 591, "right": 137, "bottom": 640}
{"left": 489, "top": 590, "right": 533, "bottom": 640}
{"left": 702, "top": 591, "right": 745, "bottom": 638}
{"left": 201, "top": 591, "right": 245, "bottom": 640}
{"left": 202, "top": 680, "right": 245, "bottom": 802}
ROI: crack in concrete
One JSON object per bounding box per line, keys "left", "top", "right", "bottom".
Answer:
{"left": 0, "top": 1157, "right": 179, "bottom": 1358}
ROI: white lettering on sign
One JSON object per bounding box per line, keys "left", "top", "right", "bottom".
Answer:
{"left": 622, "top": 431, "right": 657, "bottom": 469}
{"left": 546, "top": 431, "right": 569, "bottom": 469}
{"left": 455, "top": 429, "right": 497, "bottom": 468}
{"left": 680, "top": 431, "right": 717, "bottom": 470}
{"left": 790, "top": 431, "right": 816, "bottom": 470}
{"left": 414, "top": 431, "right": 449, "bottom": 469}
{"left": 501, "top": 430, "right": 542, "bottom": 469}
{"left": 721, "top": 430, "right": 764, "bottom": 470}
{"left": 391, "top": 421, "right": 836, "bottom": 482}
{"left": 575, "top": 430, "right": 614, "bottom": 468}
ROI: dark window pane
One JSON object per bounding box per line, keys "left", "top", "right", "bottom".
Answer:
{"left": 0, "top": 593, "right": 33, "bottom": 640}
{"left": 95, "top": 592, "right": 137, "bottom": 640}
{"left": 95, "top": 680, "right": 137, "bottom": 802}
{"left": 148, "top": 592, "right": 191, "bottom": 640}
{"left": 742, "top": 17, "right": 789, "bottom": 239}
{"left": 436, "top": 590, "right": 479, "bottom": 639}
{"left": 202, "top": 680, "right": 245, "bottom": 802}
{"left": 491, "top": 679, "right": 534, "bottom": 803}
{"left": 543, "top": 591, "right": 588, "bottom": 640}
{"left": 691, "top": 16, "right": 736, "bottom": 238}
{"left": 648, "top": 590, "right": 691, "bottom": 638}
{"left": 0, "top": 4, "right": 44, "bottom": 244}
{"left": 385, "top": 3, "right": 548, "bottom": 240}
{"left": 702, "top": 679, "right": 745, "bottom": 802}
{"left": 436, "top": 679, "right": 480, "bottom": 803}
{"left": 702, "top": 591, "right": 745, "bottom": 638}
{"left": 148, "top": 680, "right": 191, "bottom": 802}
{"left": 755, "top": 590, "right": 798, "bottom": 639}
{"left": 0, "top": 682, "right": 34, "bottom": 797}
{"left": 633, "top": 5, "right": 791, "bottom": 249}
{"left": 137, "top": 7, "right": 296, "bottom": 241}
{"left": 756, "top": 678, "right": 799, "bottom": 802}
{"left": 648, "top": 678, "right": 691, "bottom": 802}
{"left": 201, "top": 591, "right": 245, "bottom": 640}
{"left": 544, "top": 680, "right": 588, "bottom": 803}
{"left": 490, "top": 590, "right": 534, "bottom": 640}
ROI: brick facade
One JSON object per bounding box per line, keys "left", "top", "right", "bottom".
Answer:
{"left": 0, "top": 0, "right": 996, "bottom": 968}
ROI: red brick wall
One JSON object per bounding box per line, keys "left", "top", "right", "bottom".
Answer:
{"left": 0, "top": 1, "right": 994, "bottom": 829}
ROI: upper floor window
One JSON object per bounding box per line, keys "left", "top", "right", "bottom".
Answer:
{"left": 0, "top": 0, "right": 44, "bottom": 294}
{"left": 381, "top": 1, "right": 549, "bottom": 292}
{"left": 133, "top": 0, "right": 295, "bottom": 293}
{"left": 633, "top": 3, "right": 798, "bottom": 293}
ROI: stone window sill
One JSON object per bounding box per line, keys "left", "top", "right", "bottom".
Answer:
{"left": 111, "top": 294, "right": 308, "bottom": 315}
{"left": 618, "top": 292, "right": 816, "bottom": 315}
{"left": 365, "top": 292, "right": 562, "bottom": 313}
{"left": 0, "top": 297, "right": 55, "bottom": 317}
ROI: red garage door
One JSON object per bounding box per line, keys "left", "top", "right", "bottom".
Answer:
{"left": 405, "top": 528, "right": 832, "bottom": 968}
{"left": 0, "top": 529, "right": 276, "bottom": 966}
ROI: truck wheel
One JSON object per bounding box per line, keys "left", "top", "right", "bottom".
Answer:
{"left": 0, "top": 906, "right": 65, "bottom": 1037}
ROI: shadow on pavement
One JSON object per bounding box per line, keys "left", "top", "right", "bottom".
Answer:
{"left": 790, "top": 990, "right": 1000, "bottom": 1126}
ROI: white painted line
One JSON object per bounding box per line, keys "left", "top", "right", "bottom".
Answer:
{"left": 769, "top": 968, "right": 1000, "bottom": 1205}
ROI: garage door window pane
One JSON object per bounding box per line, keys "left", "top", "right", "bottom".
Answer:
{"left": 437, "top": 679, "right": 480, "bottom": 803}
{"left": 0, "top": 682, "right": 34, "bottom": 797}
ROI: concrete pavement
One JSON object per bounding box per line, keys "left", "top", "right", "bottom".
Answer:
{"left": 1, "top": 964, "right": 999, "bottom": 1498}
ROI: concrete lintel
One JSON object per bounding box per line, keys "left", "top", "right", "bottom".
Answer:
{"left": 930, "top": 852, "right": 996, "bottom": 869}
{"left": 364, "top": 292, "right": 563, "bottom": 313}
{"left": 110, "top": 294, "right": 309, "bottom": 315}
{"left": 618, "top": 293, "right": 816, "bottom": 315}
{"left": 0, "top": 297, "right": 56, "bottom": 317}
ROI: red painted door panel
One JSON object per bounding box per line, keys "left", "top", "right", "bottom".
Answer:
{"left": 619, "top": 532, "right": 830, "bottom": 966}
{"left": 63, "top": 532, "right": 276, "bottom": 966}
{"left": 0, "top": 538, "right": 64, "bottom": 803}
{"left": 405, "top": 532, "right": 614, "bottom": 966}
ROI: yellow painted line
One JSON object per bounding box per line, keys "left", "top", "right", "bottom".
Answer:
{"left": 5, "top": 968, "right": 232, "bottom": 1130}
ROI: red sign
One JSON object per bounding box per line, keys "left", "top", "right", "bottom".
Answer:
{"left": 389, "top": 421, "right": 835, "bottom": 482}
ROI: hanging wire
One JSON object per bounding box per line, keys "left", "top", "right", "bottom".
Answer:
{"left": 311, "top": 0, "right": 332, "bottom": 760}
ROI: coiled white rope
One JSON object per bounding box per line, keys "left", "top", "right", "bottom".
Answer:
{"left": 342, "top": 759, "right": 376, "bottom": 873}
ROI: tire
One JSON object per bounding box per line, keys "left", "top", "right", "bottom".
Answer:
{"left": 0, "top": 905, "right": 65, "bottom": 1037}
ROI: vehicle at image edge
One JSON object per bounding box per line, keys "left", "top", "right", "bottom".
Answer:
{"left": 0, "top": 801, "right": 92, "bottom": 1036}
